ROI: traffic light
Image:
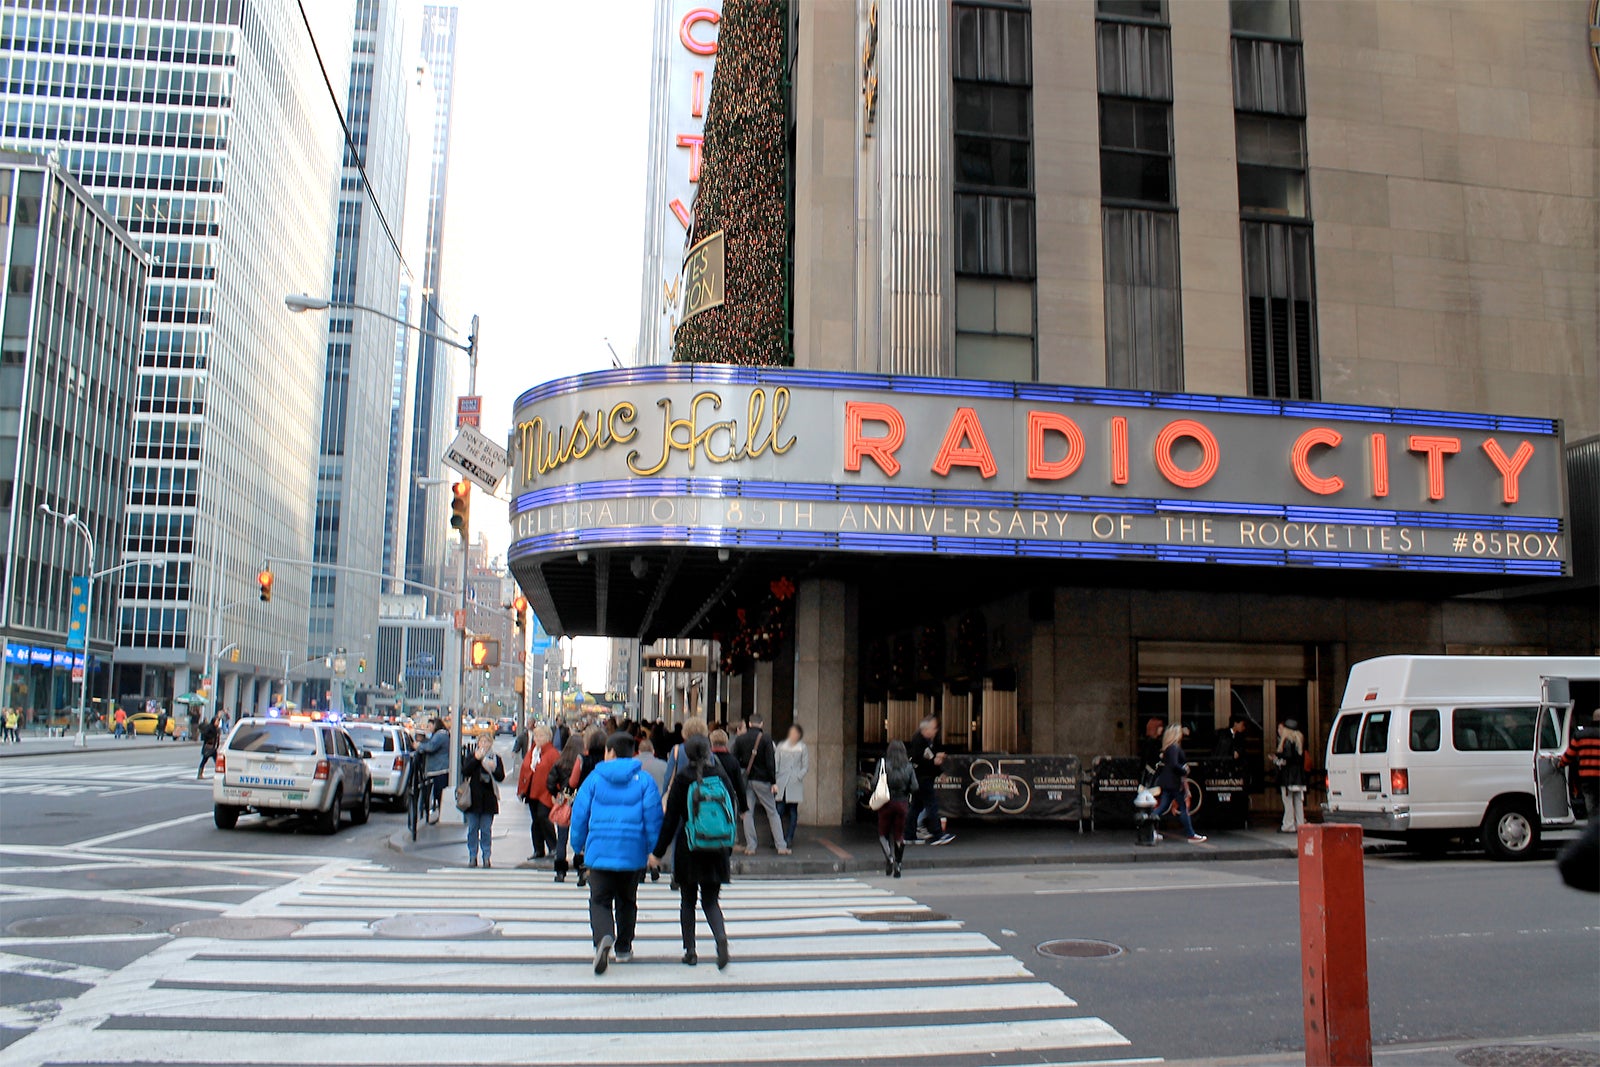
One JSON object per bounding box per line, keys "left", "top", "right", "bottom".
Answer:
{"left": 512, "top": 594, "right": 528, "bottom": 630}
{"left": 449, "top": 480, "right": 470, "bottom": 533}
{"left": 358, "top": 658, "right": 366, "bottom": 674}
{"left": 257, "top": 568, "right": 273, "bottom": 602}
{"left": 469, "top": 637, "right": 500, "bottom": 668}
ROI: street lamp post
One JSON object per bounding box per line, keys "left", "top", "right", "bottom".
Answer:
{"left": 286, "top": 293, "right": 479, "bottom": 790}
{"left": 39, "top": 504, "right": 164, "bottom": 747}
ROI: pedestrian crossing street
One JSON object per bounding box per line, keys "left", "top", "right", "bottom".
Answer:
{"left": 0, "top": 758, "right": 207, "bottom": 796}
{"left": 4, "top": 861, "right": 1156, "bottom": 1067}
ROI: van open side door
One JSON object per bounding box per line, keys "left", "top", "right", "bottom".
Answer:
{"left": 1534, "top": 676, "right": 1574, "bottom": 827}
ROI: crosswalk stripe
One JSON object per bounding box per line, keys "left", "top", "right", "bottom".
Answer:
{"left": 23, "top": 1019, "right": 1128, "bottom": 1065}
{"left": 91, "top": 980, "right": 1077, "bottom": 1021}
{"left": 165, "top": 952, "right": 1032, "bottom": 989}
{"left": 1, "top": 867, "right": 1149, "bottom": 1067}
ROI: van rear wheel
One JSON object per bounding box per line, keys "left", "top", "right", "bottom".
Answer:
{"left": 1481, "top": 799, "right": 1539, "bottom": 861}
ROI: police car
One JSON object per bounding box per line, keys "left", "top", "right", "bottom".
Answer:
{"left": 343, "top": 721, "right": 415, "bottom": 810}
{"left": 213, "top": 715, "right": 373, "bottom": 833}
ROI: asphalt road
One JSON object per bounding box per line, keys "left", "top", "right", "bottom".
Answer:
{"left": 1, "top": 741, "right": 1596, "bottom": 1064}
{"left": 902, "top": 849, "right": 1600, "bottom": 1061}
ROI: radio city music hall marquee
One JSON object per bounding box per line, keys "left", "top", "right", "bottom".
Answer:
{"left": 508, "top": 366, "right": 1569, "bottom": 577}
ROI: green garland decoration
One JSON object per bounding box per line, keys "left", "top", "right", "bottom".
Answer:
{"left": 673, "top": 0, "right": 787, "bottom": 367}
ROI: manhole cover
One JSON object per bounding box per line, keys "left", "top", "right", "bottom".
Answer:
{"left": 1457, "top": 1047, "right": 1600, "bottom": 1067}
{"left": 7, "top": 914, "right": 148, "bottom": 938}
{"left": 1036, "top": 938, "right": 1125, "bottom": 959}
{"left": 851, "top": 909, "right": 950, "bottom": 923}
{"left": 170, "top": 918, "right": 303, "bottom": 940}
{"left": 371, "top": 913, "right": 495, "bottom": 939}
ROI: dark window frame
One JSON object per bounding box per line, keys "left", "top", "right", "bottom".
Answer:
{"left": 1228, "top": 0, "right": 1300, "bottom": 42}
{"left": 1098, "top": 95, "right": 1176, "bottom": 208}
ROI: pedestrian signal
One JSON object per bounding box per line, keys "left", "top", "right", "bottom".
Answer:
{"left": 257, "top": 569, "right": 274, "bottom": 603}
{"left": 449, "top": 480, "right": 470, "bottom": 532}
{"left": 469, "top": 637, "right": 500, "bottom": 668}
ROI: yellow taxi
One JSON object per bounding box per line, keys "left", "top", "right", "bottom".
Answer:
{"left": 127, "top": 711, "right": 178, "bottom": 737}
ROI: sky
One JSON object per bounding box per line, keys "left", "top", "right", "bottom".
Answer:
{"left": 418, "top": 0, "right": 657, "bottom": 688}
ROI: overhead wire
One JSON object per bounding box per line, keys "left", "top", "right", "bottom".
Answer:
{"left": 294, "top": 0, "right": 461, "bottom": 338}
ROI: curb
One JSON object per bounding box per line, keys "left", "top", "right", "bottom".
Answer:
{"left": 382, "top": 827, "right": 1326, "bottom": 875}
{"left": 0, "top": 739, "right": 199, "bottom": 759}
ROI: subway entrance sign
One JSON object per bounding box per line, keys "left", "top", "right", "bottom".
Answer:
{"left": 644, "top": 655, "right": 702, "bottom": 672}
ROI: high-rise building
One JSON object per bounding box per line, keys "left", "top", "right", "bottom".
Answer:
{"left": 508, "top": 0, "right": 1597, "bottom": 838}
{"left": 402, "top": 5, "right": 461, "bottom": 603}
{"left": 0, "top": 4, "right": 350, "bottom": 714}
{"left": 382, "top": 22, "right": 441, "bottom": 598}
{"left": 307, "top": 0, "right": 410, "bottom": 702}
{"left": 0, "top": 152, "right": 146, "bottom": 729}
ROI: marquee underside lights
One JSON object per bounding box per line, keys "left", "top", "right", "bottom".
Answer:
{"left": 507, "top": 366, "right": 1569, "bottom": 578}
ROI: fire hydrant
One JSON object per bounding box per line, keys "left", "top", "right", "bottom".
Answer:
{"left": 1133, "top": 786, "right": 1160, "bottom": 846}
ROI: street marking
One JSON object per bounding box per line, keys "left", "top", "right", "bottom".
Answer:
{"left": 82, "top": 981, "right": 1076, "bottom": 1021}
{"left": 816, "top": 836, "right": 853, "bottom": 860}
{"left": 0, "top": 870, "right": 1147, "bottom": 1067}
{"left": 69, "top": 812, "right": 214, "bottom": 849}
{"left": 1033, "top": 879, "right": 1298, "bottom": 896}
{"left": 0, "top": 952, "right": 112, "bottom": 985}
{"left": 0, "top": 933, "right": 170, "bottom": 948}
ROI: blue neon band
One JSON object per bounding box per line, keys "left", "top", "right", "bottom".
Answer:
{"left": 507, "top": 525, "right": 1564, "bottom": 576}
{"left": 513, "top": 365, "right": 1559, "bottom": 436}
{"left": 510, "top": 477, "right": 1562, "bottom": 533}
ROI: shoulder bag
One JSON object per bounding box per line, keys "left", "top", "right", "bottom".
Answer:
{"left": 868, "top": 760, "right": 891, "bottom": 811}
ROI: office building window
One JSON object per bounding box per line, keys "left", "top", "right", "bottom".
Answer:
{"left": 954, "top": 0, "right": 1035, "bottom": 378}
{"left": 1099, "top": 98, "right": 1173, "bottom": 205}
{"left": 955, "top": 278, "right": 1034, "bottom": 382}
{"left": 1242, "top": 222, "right": 1317, "bottom": 400}
{"left": 1096, "top": 1, "right": 1180, "bottom": 391}
{"left": 1236, "top": 114, "right": 1306, "bottom": 217}
{"left": 1232, "top": 0, "right": 1316, "bottom": 399}
{"left": 1103, "top": 209, "right": 1182, "bottom": 390}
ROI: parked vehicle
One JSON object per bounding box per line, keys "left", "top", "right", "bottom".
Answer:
{"left": 213, "top": 716, "right": 373, "bottom": 833}
{"left": 126, "top": 711, "right": 176, "bottom": 737}
{"left": 1325, "top": 655, "right": 1600, "bottom": 860}
{"left": 344, "top": 721, "right": 414, "bottom": 810}
{"left": 497, "top": 716, "right": 518, "bottom": 736}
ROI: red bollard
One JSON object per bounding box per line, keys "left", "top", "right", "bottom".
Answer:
{"left": 1298, "top": 823, "right": 1373, "bottom": 1066}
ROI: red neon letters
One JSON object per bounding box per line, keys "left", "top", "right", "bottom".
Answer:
{"left": 676, "top": 134, "right": 705, "bottom": 182}
{"left": 1110, "top": 417, "right": 1130, "bottom": 486}
{"left": 835, "top": 401, "right": 1530, "bottom": 506}
{"left": 1481, "top": 438, "right": 1535, "bottom": 505}
{"left": 1153, "top": 419, "right": 1221, "bottom": 489}
{"left": 679, "top": 8, "right": 719, "bottom": 54}
{"left": 1408, "top": 435, "right": 1461, "bottom": 501}
{"left": 1027, "top": 411, "right": 1086, "bottom": 481}
{"left": 1291, "top": 428, "right": 1345, "bottom": 495}
{"left": 843, "top": 401, "right": 906, "bottom": 477}
{"left": 1369, "top": 432, "right": 1389, "bottom": 498}
{"left": 932, "top": 407, "right": 999, "bottom": 478}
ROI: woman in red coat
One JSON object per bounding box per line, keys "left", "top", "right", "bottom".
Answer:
{"left": 516, "top": 725, "right": 561, "bottom": 860}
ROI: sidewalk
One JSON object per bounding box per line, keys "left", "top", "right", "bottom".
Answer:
{"left": 1163, "top": 1031, "right": 1600, "bottom": 1066}
{"left": 388, "top": 791, "right": 1322, "bottom": 874}
{"left": 0, "top": 733, "right": 195, "bottom": 758}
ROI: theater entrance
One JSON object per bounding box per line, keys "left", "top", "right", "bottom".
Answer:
{"left": 1135, "top": 642, "right": 1323, "bottom": 818}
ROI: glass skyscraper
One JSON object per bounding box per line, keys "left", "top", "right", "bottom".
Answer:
{"left": 0, "top": 3, "right": 348, "bottom": 713}
{"left": 0, "top": 150, "right": 145, "bottom": 729}
{"left": 307, "top": 0, "right": 409, "bottom": 704}
{"left": 402, "top": 4, "right": 459, "bottom": 604}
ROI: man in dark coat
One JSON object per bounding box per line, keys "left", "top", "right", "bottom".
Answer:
{"left": 731, "top": 716, "right": 787, "bottom": 855}
{"left": 907, "top": 717, "right": 953, "bottom": 845}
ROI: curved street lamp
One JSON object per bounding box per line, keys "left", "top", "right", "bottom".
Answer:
{"left": 38, "top": 504, "right": 163, "bottom": 746}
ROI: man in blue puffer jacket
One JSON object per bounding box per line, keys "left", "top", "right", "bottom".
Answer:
{"left": 571, "top": 732, "right": 662, "bottom": 974}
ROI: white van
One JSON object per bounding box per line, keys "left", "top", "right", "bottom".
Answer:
{"left": 1325, "top": 655, "right": 1600, "bottom": 860}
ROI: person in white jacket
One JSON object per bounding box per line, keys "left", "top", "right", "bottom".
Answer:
{"left": 773, "top": 724, "right": 810, "bottom": 852}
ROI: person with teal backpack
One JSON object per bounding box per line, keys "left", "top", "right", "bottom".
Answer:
{"left": 650, "top": 734, "right": 735, "bottom": 968}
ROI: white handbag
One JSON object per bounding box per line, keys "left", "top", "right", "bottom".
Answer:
{"left": 868, "top": 761, "right": 891, "bottom": 811}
